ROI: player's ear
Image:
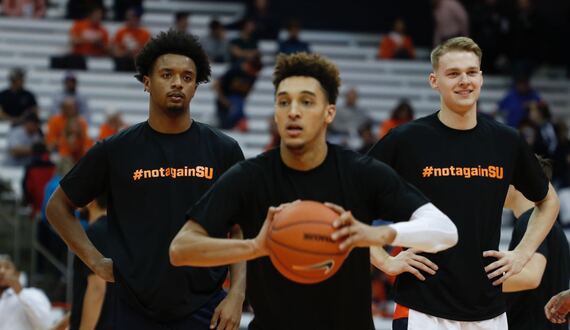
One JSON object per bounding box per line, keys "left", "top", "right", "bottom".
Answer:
{"left": 143, "top": 76, "right": 151, "bottom": 93}
{"left": 325, "top": 104, "right": 336, "bottom": 124}
{"left": 428, "top": 72, "right": 438, "bottom": 90}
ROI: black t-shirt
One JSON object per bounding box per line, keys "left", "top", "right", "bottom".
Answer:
{"left": 187, "top": 144, "right": 428, "bottom": 330}
{"left": 220, "top": 65, "right": 257, "bottom": 98}
{"left": 368, "top": 112, "right": 549, "bottom": 321}
{"left": 506, "top": 209, "right": 570, "bottom": 330}
{"left": 60, "top": 121, "right": 244, "bottom": 322}
{"left": 70, "top": 216, "right": 112, "bottom": 330}
{"left": 0, "top": 88, "right": 37, "bottom": 118}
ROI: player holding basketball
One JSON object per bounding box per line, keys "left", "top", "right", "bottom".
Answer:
{"left": 170, "top": 52, "right": 458, "bottom": 330}
{"left": 368, "top": 37, "right": 560, "bottom": 329}
{"left": 47, "top": 30, "right": 246, "bottom": 330}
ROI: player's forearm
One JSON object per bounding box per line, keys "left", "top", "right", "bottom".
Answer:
{"left": 503, "top": 252, "right": 546, "bottom": 292}
{"left": 80, "top": 276, "right": 105, "bottom": 330}
{"left": 228, "top": 226, "right": 247, "bottom": 298}
{"left": 515, "top": 184, "right": 559, "bottom": 258}
{"left": 388, "top": 203, "right": 458, "bottom": 253}
{"left": 170, "top": 221, "right": 263, "bottom": 267}
{"left": 369, "top": 246, "right": 391, "bottom": 271}
{"left": 46, "top": 187, "right": 105, "bottom": 268}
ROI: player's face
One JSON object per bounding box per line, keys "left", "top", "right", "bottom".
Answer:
{"left": 274, "top": 76, "right": 335, "bottom": 151}
{"left": 144, "top": 54, "right": 198, "bottom": 116}
{"left": 429, "top": 51, "right": 482, "bottom": 115}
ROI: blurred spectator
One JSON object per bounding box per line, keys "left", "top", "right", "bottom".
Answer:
{"left": 228, "top": 17, "right": 260, "bottom": 64}
{"left": 0, "top": 254, "right": 52, "bottom": 330}
{"left": 0, "top": 68, "right": 38, "bottom": 125}
{"left": 66, "top": 0, "right": 104, "bottom": 20}
{"left": 4, "top": 112, "right": 43, "bottom": 166}
{"left": 277, "top": 18, "right": 311, "bottom": 55}
{"left": 432, "top": 0, "right": 469, "bottom": 46}
{"left": 497, "top": 74, "right": 541, "bottom": 128}
{"left": 50, "top": 71, "right": 90, "bottom": 123}
{"left": 528, "top": 101, "right": 557, "bottom": 157}
{"left": 173, "top": 11, "right": 190, "bottom": 33}
{"left": 69, "top": 5, "right": 109, "bottom": 57}
{"left": 328, "top": 87, "right": 370, "bottom": 147}
{"left": 1, "top": 0, "right": 45, "bottom": 17}
{"left": 113, "top": 0, "right": 142, "bottom": 21}
{"left": 505, "top": 0, "right": 544, "bottom": 77}
{"left": 22, "top": 142, "right": 55, "bottom": 218}
{"left": 213, "top": 55, "right": 262, "bottom": 131}
{"left": 552, "top": 120, "right": 570, "bottom": 188}
{"left": 469, "top": 0, "right": 509, "bottom": 74}
{"left": 70, "top": 194, "right": 111, "bottom": 330}
{"left": 46, "top": 96, "right": 92, "bottom": 162}
{"left": 245, "top": 0, "right": 278, "bottom": 40}
{"left": 357, "top": 121, "right": 377, "bottom": 154}
{"left": 110, "top": 6, "right": 151, "bottom": 72}
{"left": 201, "top": 18, "right": 229, "bottom": 63}
{"left": 378, "top": 17, "right": 415, "bottom": 60}
{"left": 379, "top": 100, "right": 415, "bottom": 138}
{"left": 98, "top": 107, "right": 127, "bottom": 140}
{"left": 517, "top": 117, "right": 541, "bottom": 153}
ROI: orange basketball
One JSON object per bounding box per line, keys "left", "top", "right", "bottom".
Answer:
{"left": 266, "top": 200, "right": 350, "bottom": 284}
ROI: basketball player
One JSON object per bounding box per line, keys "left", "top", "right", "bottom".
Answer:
{"left": 502, "top": 156, "right": 570, "bottom": 330}
{"left": 46, "top": 30, "right": 246, "bottom": 330}
{"left": 368, "top": 37, "right": 559, "bottom": 329}
{"left": 169, "top": 52, "right": 458, "bottom": 330}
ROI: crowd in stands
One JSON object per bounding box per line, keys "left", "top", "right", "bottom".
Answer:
{"left": 0, "top": 0, "right": 569, "bottom": 327}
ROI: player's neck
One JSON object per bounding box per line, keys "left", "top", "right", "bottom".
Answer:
{"left": 280, "top": 141, "right": 328, "bottom": 171}
{"left": 148, "top": 108, "right": 192, "bottom": 134}
{"left": 438, "top": 106, "right": 477, "bottom": 130}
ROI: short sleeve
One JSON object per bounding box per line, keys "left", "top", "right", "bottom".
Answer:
{"left": 59, "top": 140, "right": 109, "bottom": 207}
{"left": 186, "top": 163, "right": 250, "bottom": 238}
{"left": 512, "top": 134, "right": 549, "bottom": 202}
{"left": 509, "top": 214, "right": 548, "bottom": 258}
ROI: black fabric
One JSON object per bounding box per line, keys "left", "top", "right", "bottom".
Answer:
{"left": 506, "top": 209, "right": 570, "bottom": 330}
{"left": 368, "top": 112, "right": 549, "bottom": 321}
{"left": 187, "top": 144, "right": 428, "bottom": 330}
{"left": 0, "top": 88, "right": 37, "bottom": 118}
{"left": 60, "top": 121, "right": 244, "bottom": 322}
{"left": 50, "top": 54, "right": 87, "bottom": 70}
{"left": 70, "top": 216, "right": 112, "bottom": 330}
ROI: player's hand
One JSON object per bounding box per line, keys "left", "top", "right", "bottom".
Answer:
{"left": 91, "top": 257, "right": 115, "bottom": 283}
{"left": 0, "top": 271, "right": 22, "bottom": 293}
{"left": 380, "top": 249, "right": 438, "bottom": 281}
{"left": 482, "top": 249, "right": 530, "bottom": 286}
{"left": 210, "top": 291, "right": 244, "bottom": 330}
{"left": 252, "top": 201, "right": 299, "bottom": 258}
{"left": 327, "top": 202, "right": 396, "bottom": 251}
{"left": 545, "top": 290, "right": 570, "bottom": 324}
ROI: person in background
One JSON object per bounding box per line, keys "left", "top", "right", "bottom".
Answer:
{"left": 69, "top": 5, "right": 109, "bottom": 57}
{"left": 173, "top": 11, "right": 190, "bottom": 33}
{"left": 379, "top": 100, "right": 415, "bottom": 138}
{"left": 277, "top": 18, "right": 311, "bottom": 55}
{"left": 2, "top": 0, "right": 45, "bottom": 17}
{"left": 378, "top": 18, "right": 415, "bottom": 60}
{"left": 98, "top": 107, "right": 127, "bottom": 140}
{"left": 5, "top": 112, "right": 43, "bottom": 166}
{"left": 50, "top": 71, "right": 90, "bottom": 123}
{"left": 201, "top": 18, "right": 229, "bottom": 63}
{"left": 110, "top": 6, "right": 151, "bottom": 72}
{"left": 0, "top": 254, "right": 52, "bottom": 330}
{"left": 0, "top": 68, "right": 38, "bottom": 125}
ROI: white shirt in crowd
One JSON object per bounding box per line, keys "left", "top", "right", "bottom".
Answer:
{"left": 0, "top": 287, "right": 52, "bottom": 330}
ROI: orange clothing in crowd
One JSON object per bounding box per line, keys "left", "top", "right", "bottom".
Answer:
{"left": 379, "top": 118, "right": 411, "bottom": 138}
{"left": 112, "top": 27, "right": 151, "bottom": 56}
{"left": 98, "top": 122, "right": 126, "bottom": 140}
{"left": 70, "top": 19, "right": 109, "bottom": 56}
{"left": 46, "top": 114, "right": 92, "bottom": 161}
{"left": 378, "top": 34, "right": 415, "bottom": 59}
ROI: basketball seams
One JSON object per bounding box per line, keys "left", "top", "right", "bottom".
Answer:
{"left": 270, "top": 220, "right": 336, "bottom": 231}
{"left": 267, "top": 235, "right": 347, "bottom": 256}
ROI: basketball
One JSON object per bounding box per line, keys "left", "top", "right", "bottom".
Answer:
{"left": 266, "top": 200, "right": 350, "bottom": 284}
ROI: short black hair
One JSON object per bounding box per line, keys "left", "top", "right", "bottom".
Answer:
{"left": 273, "top": 52, "right": 341, "bottom": 104}
{"left": 134, "top": 30, "right": 211, "bottom": 84}
{"left": 175, "top": 11, "right": 190, "bottom": 22}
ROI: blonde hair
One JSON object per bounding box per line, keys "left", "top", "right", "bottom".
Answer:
{"left": 430, "top": 37, "right": 482, "bottom": 70}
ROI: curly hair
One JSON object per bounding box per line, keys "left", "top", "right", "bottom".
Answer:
{"left": 273, "top": 52, "right": 341, "bottom": 104}
{"left": 134, "top": 29, "right": 211, "bottom": 84}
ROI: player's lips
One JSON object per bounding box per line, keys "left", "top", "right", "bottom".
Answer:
{"left": 167, "top": 91, "right": 185, "bottom": 102}
{"left": 286, "top": 123, "right": 303, "bottom": 137}
{"left": 454, "top": 89, "right": 473, "bottom": 96}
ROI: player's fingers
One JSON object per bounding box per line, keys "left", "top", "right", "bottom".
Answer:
{"left": 487, "top": 264, "right": 509, "bottom": 280}
{"left": 406, "top": 265, "right": 426, "bottom": 281}
{"left": 491, "top": 270, "right": 511, "bottom": 286}
{"left": 484, "top": 258, "right": 507, "bottom": 273}
{"left": 332, "top": 211, "right": 353, "bottom": 228}
{"left": 412, "top": 255, "right": 438, "bottom": 271}
{"left": 339, "top": 234, "right": 359, "bottom": 251}
{"left": 216, "top": 314, "right": 229, "bottom": 330}
{"left": 210, "top": 307, "right": 221, "bottom": 329}
{"left": 409, "top": 259, "right": 436, "bottom": 275}
{"left": 331, "top": 226, "right": 352, "bottom": 241}
{"left": 324, "top": 202, "right": 346, "bottom": 215}
{"left": 482, "top": 250, "right": 503, "bottom": 258}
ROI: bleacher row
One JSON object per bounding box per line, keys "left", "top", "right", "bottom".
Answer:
{"left": 0, "top": 0, "right": 569, "bottom": 198}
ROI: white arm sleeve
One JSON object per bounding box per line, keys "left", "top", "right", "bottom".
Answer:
{"left": 387, "top": 203, "right": 458, "bottom": 253}
{"left": 17, "top": 288, "right": 53, "bottom": 329}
